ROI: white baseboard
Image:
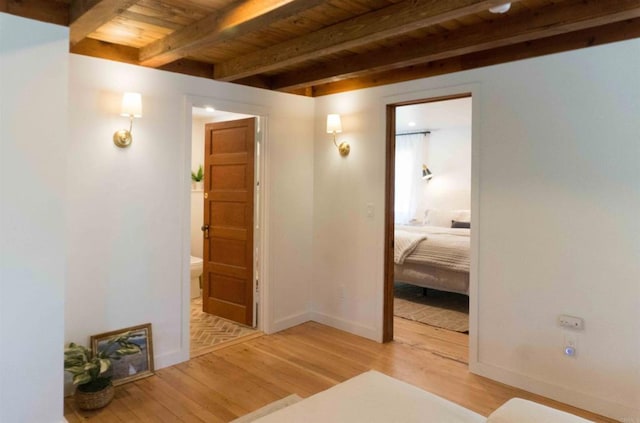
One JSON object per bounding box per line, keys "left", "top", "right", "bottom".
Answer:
{"left": 309, "top": 311, "right": 379, "bottom": 341}
{"left": 154, "top": 348, "right": 189, "bottom": 370}
{"left": 470, "top": 361, "right": 639, "bottom": 422}
{"left": 270, "top": 311, "right": 312, "bottom": 333}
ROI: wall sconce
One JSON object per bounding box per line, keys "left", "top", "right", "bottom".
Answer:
{"left": 326, "top": 114, "right": 350, "bottom": 156}
{"left": 489, "top": 2, "right": 511, "bottom": 13}
{"left": 113, "top": 92, "right": 142, "bottom": 148}
{"left": 422, "top": 164, "right": 433, "bottom": 181}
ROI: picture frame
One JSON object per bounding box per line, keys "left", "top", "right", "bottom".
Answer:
{"left": 90, "top": 323, "right": 154, "bottom": 386}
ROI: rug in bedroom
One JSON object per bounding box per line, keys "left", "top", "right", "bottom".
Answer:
{"left": 394, "top": 283, "right": 469, "bottom": 332}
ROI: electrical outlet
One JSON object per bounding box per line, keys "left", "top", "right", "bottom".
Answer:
{"left": 366, "top": 203, "right": 374, "bottom": 218}
{"left": 558, "top": 314, "right": 584, "bottom": 330}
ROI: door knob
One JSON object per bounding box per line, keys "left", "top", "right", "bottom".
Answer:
{"left": 201, "top": 224, "right": 209, "bottom": 239}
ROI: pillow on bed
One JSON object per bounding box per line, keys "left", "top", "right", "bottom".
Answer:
{"left": 424, "top": 209, "right": 471, "bottom": 227}
{"left": 451, "top": 220, "right": 470, "bottom": 229}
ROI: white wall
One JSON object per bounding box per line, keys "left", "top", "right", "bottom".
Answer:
{"left": 191, "top": 117, "right": 206, "bottom": 182}
{"left": 65, "top": 54, "right": 315, "bottom": 375}
{"left": 190, "top": 118, "right": 206, "bottom": 259}
{"left": 311, "top": 111, "right": 385, "bottom": 340}
{"left": 419, "top": 127, "right": 471, "bottom": 213}
{"left": 0, "top": 14, "right": 68, "bottom": 423}
{"left": 312, "top": 39, "right": 640, "bottom": 420}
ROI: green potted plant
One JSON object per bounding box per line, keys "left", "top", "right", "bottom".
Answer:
{"left": 64, "top": 332, "right": 141, "bottom": 410}
{"left": 191, "top": 164, "right": 204, "bottom": 190}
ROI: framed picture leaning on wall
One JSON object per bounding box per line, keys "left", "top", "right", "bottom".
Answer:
{"left": 90, "top": 323, "right": 154, "bottom": 386}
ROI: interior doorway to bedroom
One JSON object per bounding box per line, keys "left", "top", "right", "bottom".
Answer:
{"left": 384, "top": 95, "right": 472, "bottom": 352}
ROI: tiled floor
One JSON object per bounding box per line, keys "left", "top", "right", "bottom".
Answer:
{"left": 190, "top": 297, "right": 261, "bottom": 358}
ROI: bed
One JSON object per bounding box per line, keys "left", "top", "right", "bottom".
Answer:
{"left": 394, "top": 210, "right": 470, "bottom": 295}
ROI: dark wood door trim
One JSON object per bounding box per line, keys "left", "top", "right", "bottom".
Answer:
{"left": 383, "top": 104, "right": 396, "bottom": 343}
{"left": 382, "top": 93, "right": 472, "bottom": 343}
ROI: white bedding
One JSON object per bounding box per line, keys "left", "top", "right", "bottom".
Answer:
{"left": 395, "top": 225, "right": 470, "bottom": 273}
{"left": 394, "top": 230, "right": 427, "bottom": 264}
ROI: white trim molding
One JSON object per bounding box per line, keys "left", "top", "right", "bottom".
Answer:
{"left": 310, "top": 311, "right": 378, "bottom": 341}
{"left": 181, "top": 95, "right": 270, "bottom": 361}
{"left": 271, "top": 312, "right": 313, "bottom": 334}
{"left": 471, "top": 362, "right": 639, "bottom": 421}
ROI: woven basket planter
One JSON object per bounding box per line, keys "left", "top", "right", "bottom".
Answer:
{"left": 75, "top": 382, "right": 115, "bottom": 410}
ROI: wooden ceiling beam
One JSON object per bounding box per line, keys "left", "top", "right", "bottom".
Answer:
{"left": 138, "top": 0, "right": 327, "bottom": 68}
{"left": 272, "top": 0, "right": 640, "bottom": 91}
{"left": 230, "top": 75, "right": 273, "bottom": 90}
{"left": 70, "top": 0, "right": 139, "bottom": 46}
{"left": 213, "top": 0, "right": 524, "bottom": 81}
{"left": 70, "top": 37, "right": 139, "bottom": 64}
{"left": 158, "top": 59, "right": 214, "bottom": 79}
{"left": 1, "top": 0, "right": 69, "bottom": 26}
{"left": 70, "top": 39, "right": 221, "bottom": 82}
{"left": 309, "top": 18, "right": 640, "bottom": 97}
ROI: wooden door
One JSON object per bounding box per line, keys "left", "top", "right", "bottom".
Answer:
{"left": 202, "top": 118, "right": 255, "bottom": 326}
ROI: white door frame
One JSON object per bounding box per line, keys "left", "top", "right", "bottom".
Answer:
{"left": 180, "top": 95, "right": 269, "bottom": 359}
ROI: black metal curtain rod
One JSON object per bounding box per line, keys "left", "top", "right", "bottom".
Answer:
{"left": 395, "top": 130, "right": 431, "bottom": 136}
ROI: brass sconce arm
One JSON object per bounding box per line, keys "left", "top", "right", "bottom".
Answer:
{"left": 113, "top": 115, "right": 135, "bottom": 148}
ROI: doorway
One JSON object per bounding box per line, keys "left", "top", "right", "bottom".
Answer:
{"left": 189, "top": 106, "right": 262, "bottom": 357}
{"left": 384, "top": 94, "right": 473, "bottom": 346}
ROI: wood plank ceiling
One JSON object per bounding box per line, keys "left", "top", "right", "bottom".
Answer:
{"left": 3, "top": 0, "right": 640, "bottom": 96}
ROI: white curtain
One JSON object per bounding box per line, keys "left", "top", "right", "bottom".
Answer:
{"left": 395, "top": 133, "right": 426, "bottom": 224}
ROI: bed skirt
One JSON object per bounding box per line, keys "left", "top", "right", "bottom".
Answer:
{"left": 394, "top": 263, "right": 469, "bottom": 295}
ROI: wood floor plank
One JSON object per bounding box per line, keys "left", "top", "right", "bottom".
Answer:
{"left": 113, "top": 384, "right": 169, "bottom": 423}
{"left": 135, "top": 376, "right": 218, "bottom": 422}
{"left": 185, "top": 354, "right": 287, "bottom": 411}
{"left": 248, "top": 333, "right": 369, "bottom": 382}
{"left": 64, "top": 318, "right": 617, "bottom": 423}
{"left": 125, "top": 384, "right": 184, "bottom": 422}
{"left": 214, "top": 343, "right": 335, "bottom": 398}
{"left": 62, "top": 403, "right": 83, "bottom": 423}
{"left": 282, "top": 322, "right": 386, "bottom": 363}
{"left": 155, "top": 366, "right": 235, "bottom": 422}
{"left": 97, "top": 388, "right": 138, "bottom": 422}
{"left": 395, "top": 315, "right": 469, "bottom": 346}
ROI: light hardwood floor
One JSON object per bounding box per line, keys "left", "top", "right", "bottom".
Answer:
{"left": 65, "top": 318, "right": 616, "bottom": 422}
